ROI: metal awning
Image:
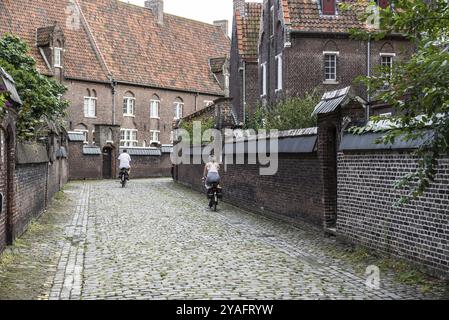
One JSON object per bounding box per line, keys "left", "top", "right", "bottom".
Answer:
{"left": 120, "top": 147, "right": 161, "bottom": 156}
{"left": 224, "top": 135, "right": 317, "bottom": 154}
{"left": 161, "top": 144, "right": 174, "bottom": 154}
{"left": 0, "top": 67, "right": 22, "bottom": 105}
{"left": 83, "top": 146, "right": 102, "bottom": 155}
{"left": 68, "top": 131, "right": 85, "bottom": 142}
{"left": 313, "top": 86, "right": 350, "bottom": 115}
{"left": 340, "top": 131, "right": 434, "bottom": 151}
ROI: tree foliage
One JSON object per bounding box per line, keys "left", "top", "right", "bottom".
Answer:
{"left": 0, "top": 34, "right": 69, "bottom": 140}
{"left": 246, "top": 90, "right": 320, "bottom": 131}
{"left": 180, "top": 116, "right": 216, "bottom": 145}
{"left": 344, "top": 0, "right": 449, "bottom": 202}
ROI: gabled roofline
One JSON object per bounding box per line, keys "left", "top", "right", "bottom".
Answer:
{"left": 73, "top": 0, "right": 112, "bottom": 80}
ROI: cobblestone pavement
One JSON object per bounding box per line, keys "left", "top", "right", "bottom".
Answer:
{"left": 1, "top": 178, "right": 448, "bottom": 300}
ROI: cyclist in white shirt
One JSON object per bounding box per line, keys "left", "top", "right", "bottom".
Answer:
{"left": 118, "top": 150, "right": 131, "bottom": 170}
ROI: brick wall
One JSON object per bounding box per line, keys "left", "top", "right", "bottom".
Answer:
{"left": 257, "top": 0, "right": 413, "bottom": 107}
{"left": 13, "top": 162, "right": 48, "bottom": 239}
{"left": 176, "top": 151, "right": 324, "bottom": 226}
{"left": 129, "top": 154, "right": 172, "bottom": 179}
{"left": 337, "top": 152, "right": 449, "bottom": 279}
{"left": 68, "top": 142, "right": 103, "bottom": 180}
{"left": 47, "top": 158, "right": 68, "bottom": 201}
{"left": 68, "top": 141, "right": 172, "bottom": 180}
{"left": 0, "top": 140, "right": 69, "bottom": 250}
{"left": 0, "top": 111, "right": 17, "bottom": 252}
{"left": 65, "top": 80, "right": 222, "bottom": 146}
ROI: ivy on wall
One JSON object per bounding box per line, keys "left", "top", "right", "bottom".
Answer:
{"left": 0, "top": 34, "right": 69, "bottom": 140}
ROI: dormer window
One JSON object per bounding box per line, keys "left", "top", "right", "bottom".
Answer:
{"left": 322, "top": 0, "right": 336, "bottom": 16}
{"left": 54, "top": 47, "right": 62, "bottom": 68}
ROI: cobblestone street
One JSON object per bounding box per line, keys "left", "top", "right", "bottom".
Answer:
{"left": 0, "top": 178, "right": 448, "bottom": 300}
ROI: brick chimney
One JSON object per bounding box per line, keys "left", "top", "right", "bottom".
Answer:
{"left": 145, "top": 0, "right": 164, "bottom": 25}
{"left": 213, "top": 20, "right": 229, "bottom": 36}
{"left": 233, "top": 0, "right": 245, "bottom": 16}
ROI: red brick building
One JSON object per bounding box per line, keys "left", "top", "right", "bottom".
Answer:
{"left": 257, "top": 0, "right": 413, "bottom": 116}
{"left": 230, "top": 0, "right": 262, "bottom": 124}
{"left": 0, "top": 0, "right": 230, "bottom": 149}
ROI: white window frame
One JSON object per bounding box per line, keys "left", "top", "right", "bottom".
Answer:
{"left": 123, "top": 97, "right": 136, "bottom": 117}
{"left": 54, "top": 47, "right": 62, "bottom": 68}
{"left": 75, "top": 129, "right": 89, "bottom": 144}
{"left": 323, "top": 51, "right": 339, "bottom": 83}
{"left": 150, "top": 130, "right": 161, "bottom": 144}
{"left": 275, "top": 53, "right": 283, "bottom": 92}
{"left": 84, "top": 96, "right": 97, "bottom": 118}
{"left": 174, "top": 101, "right": 184, "bottom": 120}
{"left": 120, "top": 129, "right": 138, "bottom": 147}
{"left": 271, "top": 5, "right": 275, "bottom": 36}
{"left": 380, "top": 53, "right": 395, "bottom": 89}
{"left": 261, "top": 62, "right": 267, "bottom": 97}
{"left": 150, "top": 99, "right": 160, "bottom": 119}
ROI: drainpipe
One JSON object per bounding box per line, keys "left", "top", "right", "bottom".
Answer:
{"left": 366, "top": 35, "right": 372, "bottom": 122}
{"left": 111, "top": 78, "right": 117, "bottom": 125}
{"left": 242, "top": 60, "right": 247, "bottom": 125}
{"left": 194, "top": 92, "right": 199, "bottom": 112}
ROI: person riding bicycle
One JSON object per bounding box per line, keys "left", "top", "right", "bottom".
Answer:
{"left": 118, "top": 149, "right": 131, "bottom": 179}
{"left": 203, "top": 156, "right": 222, "bottom": 208}
{"left": 203, "top": 156, "right": 220, "bottom": 188}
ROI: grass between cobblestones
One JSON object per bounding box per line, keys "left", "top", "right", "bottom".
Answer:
{"left": 0, "top": 186, "right": 75, "bottom": 300}
{"left": 326, "top": 245, "right": 449, "bottom": 294}
{"left": 1, "top": 180, "right": 449, "bottom": 300}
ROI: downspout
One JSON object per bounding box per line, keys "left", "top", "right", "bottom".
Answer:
{"left": 111, "top": 78, "right": 117, "bottom": 125}
{"left": 242, "top": 60, "right": 247, "bottom": 125}
{"left": 366, "top": 35, "right": 371, "bottom": 121}
{"left": 194, "top": 92, "right": 199, "bottom": 112}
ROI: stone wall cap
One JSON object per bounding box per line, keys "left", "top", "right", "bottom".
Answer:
{"left": 16, "top": 142, "right": 49, "bottom": 164}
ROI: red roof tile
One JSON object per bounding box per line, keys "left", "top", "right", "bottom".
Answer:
{"left": 0, "top": 0, "right": 231, "bottom": 95}
{"left": 235, "top": 2, "right": 262, "bottom": 61}
{"left": 285, "top": 0, "right": 370, "bottom": 33}
{"left": 0, "top": 0, "right": 108, "bottom": 81}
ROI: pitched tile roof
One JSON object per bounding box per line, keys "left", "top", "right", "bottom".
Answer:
{"left": 0, "top": 0, "right": 231, "bottom": 95}
{"left": 285, "top": 0, "right": 370, "bottom": 33}
{"left": 235, "top": 2, "right": 262, "bottom": 61}
{"left": 78, "top": 0, "right": 230, "bottom": 95}
{"left": 0, "top": 0, "right": 109, "bottom": 81}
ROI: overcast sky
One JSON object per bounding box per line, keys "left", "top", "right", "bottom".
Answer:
{"left": 123, "top": 0, "right": 262, "bottom": 35}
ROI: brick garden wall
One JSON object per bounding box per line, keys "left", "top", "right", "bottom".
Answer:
{"left": 47, "top": 158, "right": 68, "bottom": 202}
{"left": 130, "top": 154, "right": 172, "bottom": 179}
{"left": 68, "top": 142, "right": 102, "bottom": 180}
{"left": 175, "top": 151, "right": 324, "bottom": 226}
{"left": 337, "top": 151, "right": 449, "bottom": 278}
{"left": 68, "top": 141, "right": 172, "bottom": 180}
{"left": 1, "top": 141, "right": 69, "bottom": 249}
{"left": 13, "top": 162, "right": 48, "bottom": 239}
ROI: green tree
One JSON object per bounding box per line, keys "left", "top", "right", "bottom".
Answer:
{"left": 179, "top": 116, "right": 216, "bottom": 145}
{"left": 345, "top": 0, "right": 449, "bottom": 201}
{"left": 246, "top": 90, "right": 320, "bottom": 131}
{"left": 0, "top": 34, "right": 69, "bottom": 139}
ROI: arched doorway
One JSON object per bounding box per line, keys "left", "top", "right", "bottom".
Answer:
{"left": 5, "top": 125, "right": 14, "bottom": 244}
{"left": 102, "top": 146, "right": 113, "bottom": 179}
